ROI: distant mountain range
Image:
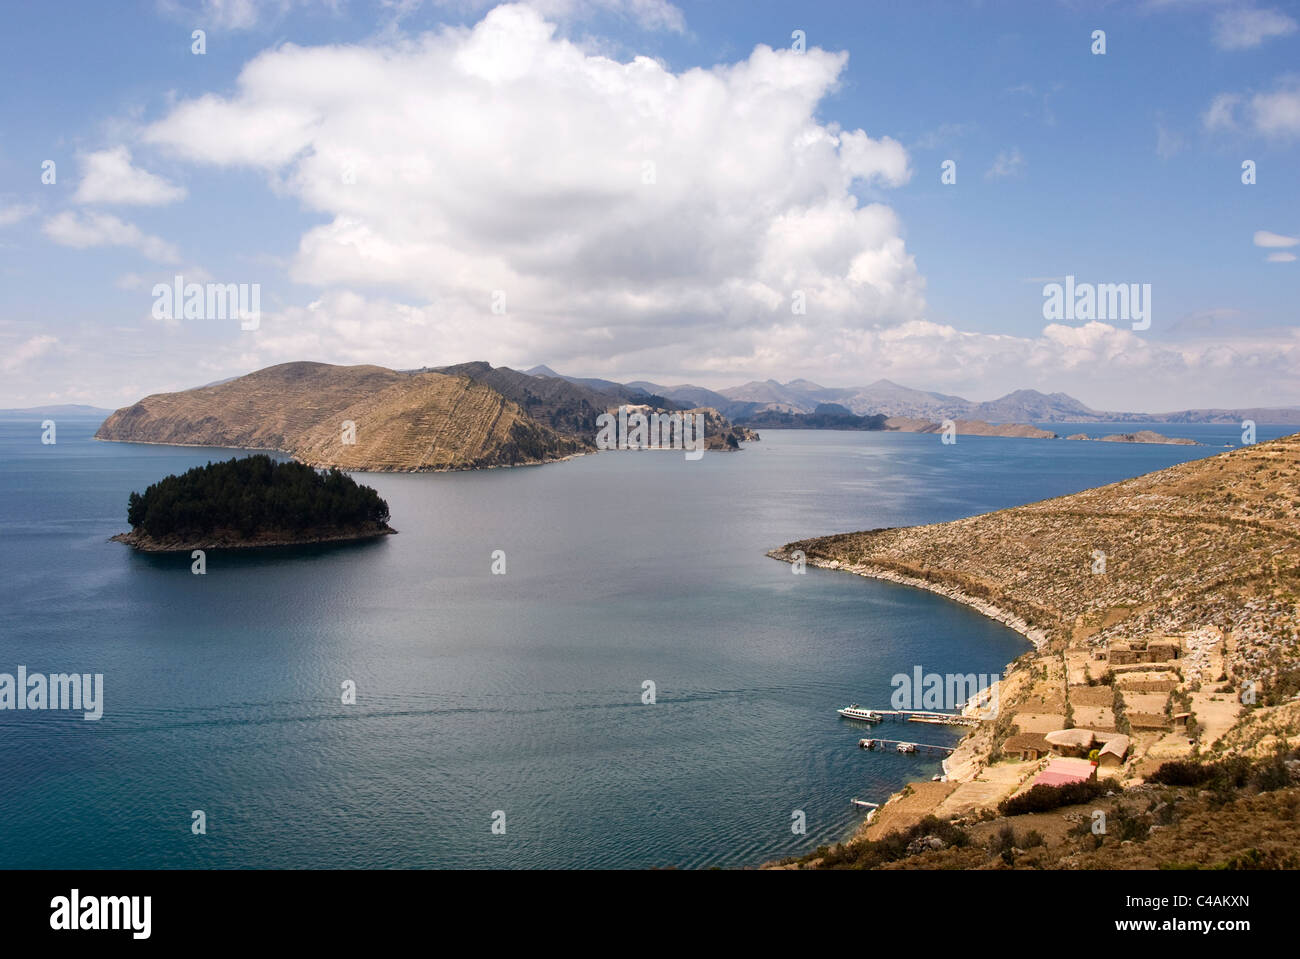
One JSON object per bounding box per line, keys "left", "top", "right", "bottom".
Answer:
{"left": 82, "top": 361, "right": 1300, "bottom": 470}
{"left": 524, "top": 368, "right": 1300, "bottom": 426}
{"left": 0, "top": 404, "right": 113, "bottom": 417}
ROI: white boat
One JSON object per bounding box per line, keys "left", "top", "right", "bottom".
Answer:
{"left": 896, "top": 742, "right": 917, "bottom": 754}
{"left": 837, "top": 704, "right": 882, "bottom": 723}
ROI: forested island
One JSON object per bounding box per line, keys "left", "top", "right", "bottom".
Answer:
{"left": 111, "top": 455, "right": 395, "bottom": 551}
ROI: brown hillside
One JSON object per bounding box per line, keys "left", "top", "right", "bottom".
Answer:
{"left": 767, "top": 432, "right": 1300, "bottom": 868}
{"left": 95, "top": 362, "right": 585, "bottom": 471}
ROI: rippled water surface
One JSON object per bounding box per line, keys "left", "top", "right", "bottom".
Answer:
{"left": 1, "top": 418, "right": 1288, "bottom": 868}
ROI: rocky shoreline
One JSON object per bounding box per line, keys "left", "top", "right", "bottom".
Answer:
{"left": 111, "top": 524, "right": 396, "bottom": 552}
{"left": 766, "top": 547, "right": 1048, "bottom": 650}
{"left": 762, "top": 431, "right": 1300, "bottom": 868}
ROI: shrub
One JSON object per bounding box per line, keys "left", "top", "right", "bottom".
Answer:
{"left": 813, "top": 816, "right": 969, "bottom": 870}
{"left": 999, "top": 778, "right": 1108, "bottom": 816}
{"left": 1149, "top": 759, "right": 1215, "bottom": 787}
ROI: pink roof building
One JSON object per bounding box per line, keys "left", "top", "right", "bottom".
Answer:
{"left": 1031, "top": 757, "right": 1096, "bottom": 788}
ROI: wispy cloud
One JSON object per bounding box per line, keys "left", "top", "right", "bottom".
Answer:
{"left": 43, "top": 211, "right": 181, "bottom": 263}
{"left": 1252, "top": 79, "right": 1300, "bottom": 138}
{"left": 910, "top": 122, "right": 974, "bottom": 151}
{"left": 1254, "top": 230, "right": 1299, "bottom": 247}
{"left": 0, "top": 334, "right": 58, "bottom": 373}
{"left": 1156, "top": 121, "right": 1185, "bottom": 159}
{"left": 985, "top": 147, "right": 1024, "bottom": 180}
{"left": 1203, "top": 92, "right": 1241, "bottom": 130}
{"left": 1204, "top": 78, "right": 1300, "bottom": 139}
{"left": 0, "top": 202, "right": 38, "bottom": 227}
{"left": 157, "top": 0, "right": 343, "bottom": 31}
{"left": 1254, "top": 230, "right": 1297, "bottom": 264}
{"left": 1212, "top": 7, "right": 1297, "bottom": 50}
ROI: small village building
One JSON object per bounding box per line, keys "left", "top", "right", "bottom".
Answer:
{"left": 1147, "top": 638, "right": 1182, "bottom": 662}
{"left": 1032, "top": 757, "right": 1096, "bottom": 788}
{"left": 1002, "top": 733, "right": 1053, "bottom": 761}
{"left": 1096, "top": 734, "right": 1131, "bottom": 768}
{"left": 1129, "top": 712, "right": 1172, "bottom": 732}
{"left": 1044, "top": 727, "right": 1097, "bottom": 757}
{"left": 1045, "top": 727, "right": 1132, "bottom": 772}
{"left": 1108, "top": 637, "right": 1183, "bottom": 666}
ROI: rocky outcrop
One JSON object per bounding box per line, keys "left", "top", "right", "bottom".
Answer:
{"left": 1097, "top": 430, "right": 1197, "bottom": 446}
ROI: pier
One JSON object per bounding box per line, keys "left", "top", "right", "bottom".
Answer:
{"left": 850, "top": 799, "right": 879, "bottom": 824}
{"left": 859, "top": 737, "right": 954, "bottom": 755}
{"left": 874, "top": 709, "right": 981, "bottom": 727}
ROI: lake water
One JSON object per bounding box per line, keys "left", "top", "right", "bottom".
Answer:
{"left": 1, "top": 418, "right": 1292, "bottom": 868}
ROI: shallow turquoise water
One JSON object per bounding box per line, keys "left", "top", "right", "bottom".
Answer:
{"left": 0, "top": 418, "right": 1290, "bottom": 868}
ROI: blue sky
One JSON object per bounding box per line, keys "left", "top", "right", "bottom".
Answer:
{"left": 0, "top": 0, "right": 1297, "bottom": 410}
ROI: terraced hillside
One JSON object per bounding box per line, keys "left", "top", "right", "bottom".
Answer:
{"left": 96, "top": 362, "right": 586, "bottom": 471}
{"left": 436, "top": 361, "right": 757, "bottom": 451}
{"left": 768, "top": 432, "right": 1300, "bottom": 865}
{"left": 96, "top": 362, "right": 406, "bottom": 451}
{"left": 433, "top": 360, "right": 624, "bottom": 437}
{"left": 774, "top": 433, "right": 1300, "bottom": 694}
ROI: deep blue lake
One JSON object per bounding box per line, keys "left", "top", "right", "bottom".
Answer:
{"left": 0, "top": 417, "right": 1292, "bottom": 868}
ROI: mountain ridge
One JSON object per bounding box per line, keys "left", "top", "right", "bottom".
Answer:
{"left": 528, "top": 367, "right": 1300, "bottom": 425}
{"left": 95, "top": 362, "right": 587, "bottom": 471}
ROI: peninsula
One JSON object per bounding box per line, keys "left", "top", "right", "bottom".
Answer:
{"left": 769, "top": 431, "right": 1300, "bottom": 868}
{"left": 95, "top": 361, "right": 755, "bottom": 471}
{"left": 95, "top": 362, "right": 587, "bottom": 472}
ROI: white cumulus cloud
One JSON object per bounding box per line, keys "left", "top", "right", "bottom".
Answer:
{"left": 74, "top": 147, "right": 187, "bottom": 206}
{"left": 143, "top": 3, "right": 921, "bottom": 368}
{"left": 427, "top": 0, "right": 686, "bottom": 32}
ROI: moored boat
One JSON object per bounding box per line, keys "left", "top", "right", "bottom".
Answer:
{"left": 837, "top": 704, "right": 882, "bottom": 723}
